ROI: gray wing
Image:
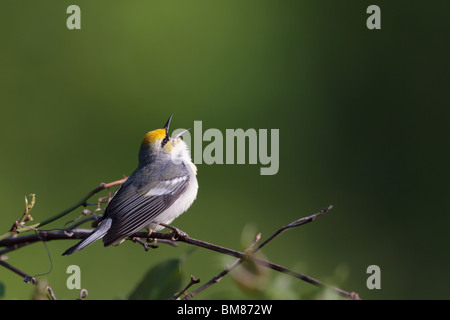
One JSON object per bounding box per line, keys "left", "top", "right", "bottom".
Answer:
{"left": 102, "top": 161, "right": 190, "bottom": 246}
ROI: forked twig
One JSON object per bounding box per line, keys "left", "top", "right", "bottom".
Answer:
{"left": 170, "top": 275, "right": 201, "bottom": 300}
{"left": 181, "top": 205, "right": 360, "bottom": 300}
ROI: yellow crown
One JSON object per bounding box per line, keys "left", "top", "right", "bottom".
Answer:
{"left": 141, "top": 129, "right": 166, "bottom": 145}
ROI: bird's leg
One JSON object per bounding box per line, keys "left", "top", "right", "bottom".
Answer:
{"left": 146, "top": 228, "right": 158, "bottom": 247}
{"left": 132, "top": 237, "right": 158, "bottom": 251}
{"left": 112, "top": 238, "right": 127, "bottom": 246}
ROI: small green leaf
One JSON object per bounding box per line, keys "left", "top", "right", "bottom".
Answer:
{"left": 128, "top": 258, "right": 184, "bottom": 300}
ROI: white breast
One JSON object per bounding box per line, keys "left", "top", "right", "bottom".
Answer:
{"left": 149, "top": 158, "right": 198, "bottom": 231}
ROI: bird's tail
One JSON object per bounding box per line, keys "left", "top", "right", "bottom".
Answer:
{"left": 62, "top": 218, "right": 112, "bottom": 255}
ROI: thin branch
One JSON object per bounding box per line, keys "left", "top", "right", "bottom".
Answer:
{"left": 0, "top": 177, "right": 127, "bottom": 241}
{"left": 46, "top": 285, "right": 57, "bottom": 300}
{"left": 31, "top": 177, "right": 127, "bottom": 230}
{"left": 255, "top": 205, "right": 333, "bottom": 252}
{"left": 0, "top": 258, "right": 64, "bottom": 301}
{"left": 65, "top": 215, "right": 100, "bottom": 231}
{"left": 251, "top": 256, "right": 360, "bottom": 299}
{"left": 182, "top": 206, "right": 338, "bottom": 300}
{"left": 182, "top": 233, "right": 262, "bottom": 300}
{"left": 0, "top": 260, "right": 36, "bottom": 284}
{"left": 170, "top": 275, "right": 201, "bottom": 300}
{"left": 0, "top": 241, "right": 30, "bottom": 256}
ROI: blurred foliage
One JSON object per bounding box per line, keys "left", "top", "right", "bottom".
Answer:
{"left": 30, "top": 280, "right": 51, "bottom": 300}
{"left": 0, "top": 1, "right": 449, "bottom": 300}
{"left": 128, "top": 257, "right": 184, "bottom": 300}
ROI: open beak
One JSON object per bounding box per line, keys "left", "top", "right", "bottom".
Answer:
{"left": 163, "top": 114, "right": 173, "bottom": 137}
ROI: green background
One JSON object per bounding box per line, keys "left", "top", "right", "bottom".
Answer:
{"left": 1, "top": 1, "right": 449, "bottom": 299}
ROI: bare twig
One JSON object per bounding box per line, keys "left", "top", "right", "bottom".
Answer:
{"left": 182, "top": 233, "right": 262, "bottom": 300}
{"left": 46, "top": 285, "right": 57, "bottom": 300}
{"left": 0, "top": 260, "right": 36, "bottom": 284}
{"left": 255, "top": 205, "right": 333, "bottom": 252}
{"left": 65, "top": 215, "right": 100, "bottom": 231}
{"left": 0, "top": 177, "right": 127, "bottom": 241}
{"left": 34, "top": 177, "right": 127, "bottom": 230}
{"left": 170, "top": 275, "right": 201, "bottom": 300}
{"left": 251, "top": 256, "right": 360, "bottom": 299}
{"left": 182, "top": 205, "right": 360, "bottom": 300}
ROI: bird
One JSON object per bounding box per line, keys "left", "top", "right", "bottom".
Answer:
{"left": 63, "top": 115, "right": 198, "bottom": 255}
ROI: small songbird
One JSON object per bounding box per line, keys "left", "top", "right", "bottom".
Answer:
{"left": 63, "top": 115, "right": 198, "bottom": 255}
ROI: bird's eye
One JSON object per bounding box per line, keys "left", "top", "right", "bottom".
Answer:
{"left": 161, "top": 136, "right": 169, "bottom": 147}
